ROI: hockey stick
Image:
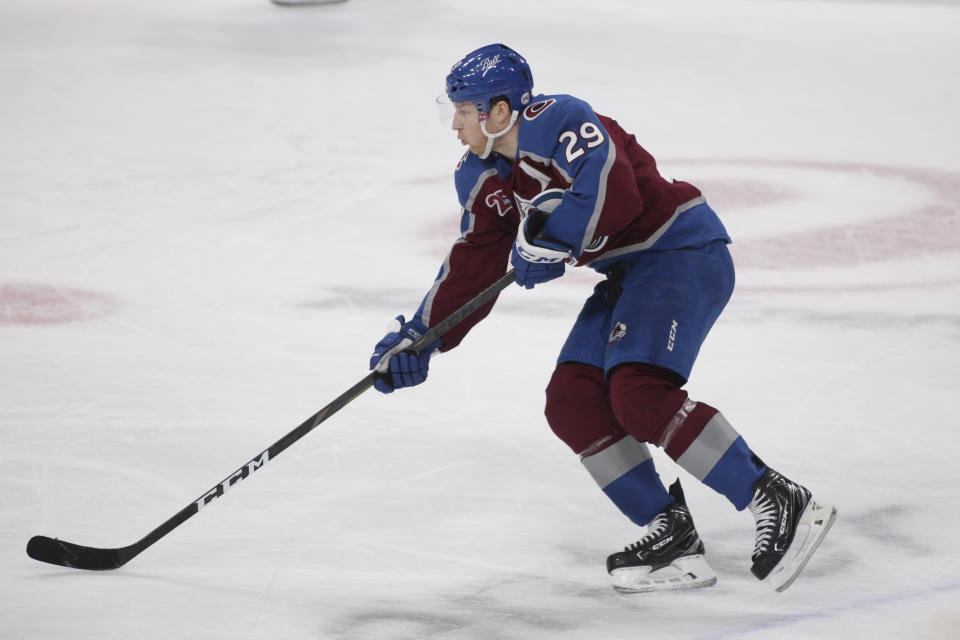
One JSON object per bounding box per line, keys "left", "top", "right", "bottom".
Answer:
{"left": 27, "top": 269, "right": 516, "bottom": 571}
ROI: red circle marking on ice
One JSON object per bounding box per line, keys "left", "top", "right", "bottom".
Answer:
{"left": 676, "top": 159, "right": 960, "bottom": 269}
{"left": 0, "top": 283, "right": 114, "bottom": 325}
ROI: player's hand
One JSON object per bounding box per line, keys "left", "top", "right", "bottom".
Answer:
{"left": 511, "top": 214, "right": 571, "bottom": 289}
{"left": 369, "top": 315, "right": 441, "bottom": 393}
{"left": 511, "top": 245, "right": 565, "bottom": 288}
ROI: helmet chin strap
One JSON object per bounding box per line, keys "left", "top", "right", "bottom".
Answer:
{"left": 478, "top": 110, "right": 519, "bottom": 159}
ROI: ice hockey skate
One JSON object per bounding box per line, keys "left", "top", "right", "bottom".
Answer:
{"left": 749, "top": 468, "right": 838, "bottom": 592}
{"left": 606, "top": 480, "right": 717, "bottom": 593}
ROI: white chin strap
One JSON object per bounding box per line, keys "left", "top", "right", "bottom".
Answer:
{"left": 479, "top": 110, "right": 519, "bottom": 159}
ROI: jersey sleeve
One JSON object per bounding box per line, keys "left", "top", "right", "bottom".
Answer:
{"left": 412, "top": 156, "right": 517, "bottom": 352}
{"left": 522, "top": 97, "right": 645, "bottom": 257}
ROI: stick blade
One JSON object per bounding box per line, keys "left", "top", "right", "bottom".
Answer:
{"left": 27, "top": 536, "right": 128, "bottom": 571}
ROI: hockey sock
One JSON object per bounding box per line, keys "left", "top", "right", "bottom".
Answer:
{"left": 580, "top": 432, "right": 674, "bottom": 526}
{"left": 659, "top": 400, "right": 766, "bottom": 510}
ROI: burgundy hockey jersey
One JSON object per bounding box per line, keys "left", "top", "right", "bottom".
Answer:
{"left": 414, "top": 94, "right": 728, "bottom": 351}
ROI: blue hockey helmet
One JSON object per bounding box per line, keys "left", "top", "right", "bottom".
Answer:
{"left": 445, "top": 44, "right": 534, "bottom": 115}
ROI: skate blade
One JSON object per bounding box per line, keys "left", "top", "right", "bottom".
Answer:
{"left": 765, "top": 499, "right": 838, "bottom": 592}
{"left": 611, "top": 554, "right": 718, "bottom": 593}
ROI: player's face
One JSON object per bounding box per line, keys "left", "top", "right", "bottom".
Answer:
{"left": 451, "top": 102, "right": 487, "bottom": 154}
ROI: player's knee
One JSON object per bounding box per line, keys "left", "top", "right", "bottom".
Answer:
{"left": 545, "top": 362, "right": 620, "bottom": 454}
{"left": 608, "top": 364, "right": 689, "bottom": 444}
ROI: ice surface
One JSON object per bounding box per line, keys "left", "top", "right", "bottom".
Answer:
{"left": 2, "top": 1, "right": 959, "bottom": 638}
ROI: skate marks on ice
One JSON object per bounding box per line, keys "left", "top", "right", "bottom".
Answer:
{"left": 723, "top": 305, "right": 960, "bottom": 334}
{"left": 0, "top": 283, "right": 115, "bottom": 325}
{"left": 323, "top": 504, "right": 955, "bottom": 640}
{"left": 694, "top": 503, "right": 960, "bottom": 639}
{"left": 322, "top": 544, "right": 617, "bottom": 640}
{"left": 840, "top": 504, "right": 934, "bottom": 558}
{"left": 701, "top": 503, "right": 938, "bottom": 583}
{"left": 323, "top": 542, "right": 748, "bottom": 640}
{"left": 296, "top": 287, "right": 426, "bottom": 314}
{"left": 695, "top": 581, "right": 960, "bottom": 640}
{"left": 325, "top": 573, "right": 617, "bottom": 640}
{"left": 296, "top": 283, "right": 591, "bottom": 320}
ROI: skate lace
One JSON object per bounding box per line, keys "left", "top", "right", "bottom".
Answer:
{"left": 749, "top": 492, "right": 777, "bottom": 556}
{"left": 626, "top": 512, "right": 670, "bottom": 551}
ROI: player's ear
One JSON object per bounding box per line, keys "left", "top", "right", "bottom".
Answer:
{"left": 492, "top": 98, "right": 512, "bottom": 122}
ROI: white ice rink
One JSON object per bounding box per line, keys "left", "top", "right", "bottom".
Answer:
{"left": 2, "top": 0, "right": 959, "bottom": 638}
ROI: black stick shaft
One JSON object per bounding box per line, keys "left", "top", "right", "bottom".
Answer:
{"left": 27, "top": 270, "right": 516, "bottom": 570}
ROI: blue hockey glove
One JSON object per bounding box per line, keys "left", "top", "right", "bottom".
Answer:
{"left": 368, "top": 315, "right": 441, "bottom": 394}
{"left": 511, "top": 215, "right": 572, "bottom": 289}
{"left": 511, "top": 245, "right": 566, "bottom": 289}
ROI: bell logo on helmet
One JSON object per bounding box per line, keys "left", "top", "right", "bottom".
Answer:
{"left": 445, "top": 44, "right": 534, "bottom": 115}
{"left": 479, "top": 54, "right": 501, "bottom": 77}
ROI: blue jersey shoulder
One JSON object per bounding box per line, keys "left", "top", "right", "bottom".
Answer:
{"left": 517, "top": 94, "right": 599, "bottom": 158}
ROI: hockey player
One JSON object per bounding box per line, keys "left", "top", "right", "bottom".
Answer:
{"left": 368, "top": 43, "right": 836, "bottom": 593}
